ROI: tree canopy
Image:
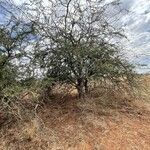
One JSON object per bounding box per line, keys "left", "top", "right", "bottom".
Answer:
{"left": 0, "top": 0, "right": 135, "bottom": 99}
{"left": 24, "top": 0, "right": 135, "bottom": 97}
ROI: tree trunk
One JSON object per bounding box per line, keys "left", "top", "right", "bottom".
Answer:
{"left": 84, "top": 78, "right": 88, "bottom": 94}
{"left": 77, "top": 78, "right": 84, "bottom": 98}
{"left": 77, "top": 85, "right": 84, "bottom": 98}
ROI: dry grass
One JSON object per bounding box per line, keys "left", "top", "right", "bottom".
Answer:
{"left": 0, "top": 76, "right": 150, "bottom": 150}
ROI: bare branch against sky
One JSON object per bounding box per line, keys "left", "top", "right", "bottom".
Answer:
{"left": 0, "top": 0, "right": 150, "bottom": 73}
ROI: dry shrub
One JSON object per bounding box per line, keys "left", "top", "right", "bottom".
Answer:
{"left": 0, "top": 76, "right": 149, "bottom": 150}
{"left": 20, "top": 122, "right": 38, "bottom": 142}
{"left": 135, "top": 75, "right": 150, "bottom": 101}
{"left": 88, "top": 79, "right": 134, "bottom": 101}
{"left": 52, "top": 84, "right": 75, "bottom": 96}
{"left": 20, "top": 118, "right": 42, "bottom": 142}
{"left": 0, "top": 86, "right": 42, "bottom": 128}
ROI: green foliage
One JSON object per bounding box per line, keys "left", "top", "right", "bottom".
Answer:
{"left": 0, "top": 60, "right": 17, "bottom": 91}
{"left": 20, "top": 77, "right": 37, "bottom": 88}
{"left": 40, "top": 77, "right": 54, "bottom": 88}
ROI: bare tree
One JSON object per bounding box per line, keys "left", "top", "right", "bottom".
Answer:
{"left": 23, "top": 0, "right": 135, "bottom": 98}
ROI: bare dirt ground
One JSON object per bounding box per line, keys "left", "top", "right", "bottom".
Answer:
{"left": 0, "top": 76, "right": 150, "bottom": 150}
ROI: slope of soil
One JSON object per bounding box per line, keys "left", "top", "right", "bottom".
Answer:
{"left": 0, "top": 76, "right": 150, "bottom": 150}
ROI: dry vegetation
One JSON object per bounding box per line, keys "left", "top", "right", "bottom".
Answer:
{"left": 0, "top": 75, "right": 150, "bottom": 150}
{"left": 0, "top": 1, "right": 149, "bottom": 149}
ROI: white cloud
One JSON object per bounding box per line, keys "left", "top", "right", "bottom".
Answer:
{"left": 13, "top": 0, "right": 27, "bottom": 5}
{"left": 120, "top": 0, "right": 150, "bottom": 73}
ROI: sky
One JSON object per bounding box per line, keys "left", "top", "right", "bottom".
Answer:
{"left": 1, "top": 0, "right": 150, "bottom": 73}
{"left": 120, "top": 0, "right": 150, "bottom": 73}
